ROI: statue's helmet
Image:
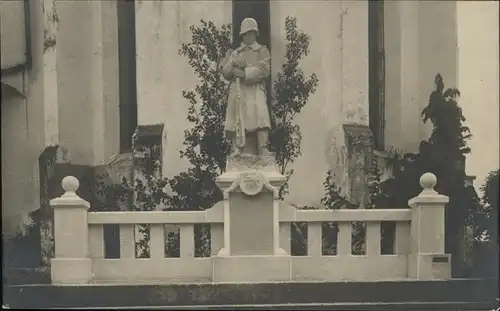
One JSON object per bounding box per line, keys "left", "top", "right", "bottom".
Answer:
{"left": 239, "top": 18, "right": 259, "bottom": 36}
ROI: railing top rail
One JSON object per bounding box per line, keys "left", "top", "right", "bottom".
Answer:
{"left": 279, "top": 206, "right": 411, "bottom": 222}
{"left": 88, "top": 203, "right": 224, "bottom": 225}
{"left": 87, "top": 207, "right": 411, "bottom": 225}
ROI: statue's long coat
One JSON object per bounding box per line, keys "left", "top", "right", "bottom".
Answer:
{"left": 221, "top": 42, "right": 271, "bottom": 139}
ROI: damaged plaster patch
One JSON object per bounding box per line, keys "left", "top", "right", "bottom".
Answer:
{"left": 325, "top": 128, "right": 349, "bottom": 198}
{"left": 43, "top": 31, "right": 56, "bottom": 53}
{"left": 135, "top": 0, "right": 143, "bottom": 11}
{"left": 43, "top": 0, "right": 59, "bottom": 53}
{"left": 338, "top": 7, "right": 348, "bottom": 39}
{"left": 343, "top": 124, "right": 373, "bottom": 206}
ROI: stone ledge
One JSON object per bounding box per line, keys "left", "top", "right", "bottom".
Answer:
{"left": 132, "top": 123, "right": 164, "bottom": 147}
{"left": 3, "top": 278, "right": 497, "bottom": 309}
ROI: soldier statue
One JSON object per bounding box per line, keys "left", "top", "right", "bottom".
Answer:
{"left": 221, "top": 18, "right": 272, "bottom": 157}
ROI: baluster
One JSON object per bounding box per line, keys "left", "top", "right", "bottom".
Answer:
{"left": 180, "top": 224, "right": 195, "bottom": 258}
{"left": 279, "top": 222, "right": 291, "bottom": 254}
{"left": 120, "top": 224, "right": 135, "bottom": 258}
{"left": 210, "top": 223, "right": 224, "bottom": 256}
{"left": 394, "top": 221, "right": 411, "bottom": 254}
{"left": 338, "top": 222, "right": 352, "bottom": 255}
{"left": 307, "top": 222, "right": 322, "bottom": 257}
{"left": 366, "top": 222, "right": 381, "bottom": 256}
{"left": 89, "top": 224, "right": 104, "bottom": 258}
{"left": 150, "top": 224, "right": 164, "bottom": 259}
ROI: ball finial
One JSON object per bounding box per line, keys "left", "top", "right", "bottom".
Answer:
{"left": 62, "top": 176, "right": 79, "bottom": 193}
{"left": 420, "top": 172, "right": 437, "bottom": 190}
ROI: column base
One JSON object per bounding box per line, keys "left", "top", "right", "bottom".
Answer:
{"left": 276, "top": 247, "right": 288, "bottom": 255}
{"left": 213, "top": 255, "right": 292, "bottom": 283}
{"left": 51, "top": 258, "right": 92, "bottom": 284}
{"left": 409, "top": 253, "right": 451, "bottom": 280}
{"left": 217, "top": 248, "right": 230, "bottom": 256}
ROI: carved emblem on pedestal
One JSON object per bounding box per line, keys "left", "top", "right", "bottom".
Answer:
{"left": 239, "top": 171, "right": 264, "bottom": 196}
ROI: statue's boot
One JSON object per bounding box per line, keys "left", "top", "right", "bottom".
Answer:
{"left": 257, "top": 129, "right": 272, "bottom": 157}
{"left": 258, "top": 141, "right": 273, "bottom": 157}
{"left": 259, "top": 146, "right": 273, "bottom": 157}
{"left": 230, "top": 141, "right": 242, "bottom": 157}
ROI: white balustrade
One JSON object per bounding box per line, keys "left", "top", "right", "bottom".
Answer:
{"left": 50, "top": 173, "right": 449, "bottom": 284}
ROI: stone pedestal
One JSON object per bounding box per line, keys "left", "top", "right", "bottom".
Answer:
{"left": 50, "top": 176, "right": 92, "bottom": 284}
{"left": 213, "top": 154, "right": 291, "bottom": 282}
{"left": 408, "top": 173, "right": 451, "bottom": 280}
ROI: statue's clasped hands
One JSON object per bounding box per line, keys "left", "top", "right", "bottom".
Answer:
{"left": 232, "top": 57, "right": 247, "bottom": 68}
{"left": 232, "top": 57, "right": 246, "bottom": 79}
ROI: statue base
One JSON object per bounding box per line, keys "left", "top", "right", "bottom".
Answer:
{"left": 214, "top": 153, "right": 290, "bottom": 282}
{"left": 213, "top": 255, "right": 292, "bottom": 283}
{"left": 215, "top": 153, "right": 287, "bottom": 257}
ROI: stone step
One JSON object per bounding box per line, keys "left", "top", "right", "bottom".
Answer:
{"left": 41, "top": 302, "right": 499, "bottom": 310}
{"left": 3, "top": 278, "right": 498, "bottom": 309}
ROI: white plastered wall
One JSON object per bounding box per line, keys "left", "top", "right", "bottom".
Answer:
{"left": 457, "top": 1, "right": 500, "bottom": 191}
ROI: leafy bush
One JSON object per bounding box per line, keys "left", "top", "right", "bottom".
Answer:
{"left": 463, "top": 169, "right": 499, "bottom": 277}
{"left": 96, "top": 17, "right": 318, "bottom": 257}
{"left": 167, "top": 20, "right": 233, "bottom": 212}
{"left": 474, "top": 169, "right": 499, "bottom": 243}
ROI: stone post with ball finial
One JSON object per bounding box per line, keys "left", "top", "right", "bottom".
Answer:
{"left": 408, "top": 172, "right": 451, "bottom": 280}
{"left": 50, "top": 176, "right": 92, "bottom": 284}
